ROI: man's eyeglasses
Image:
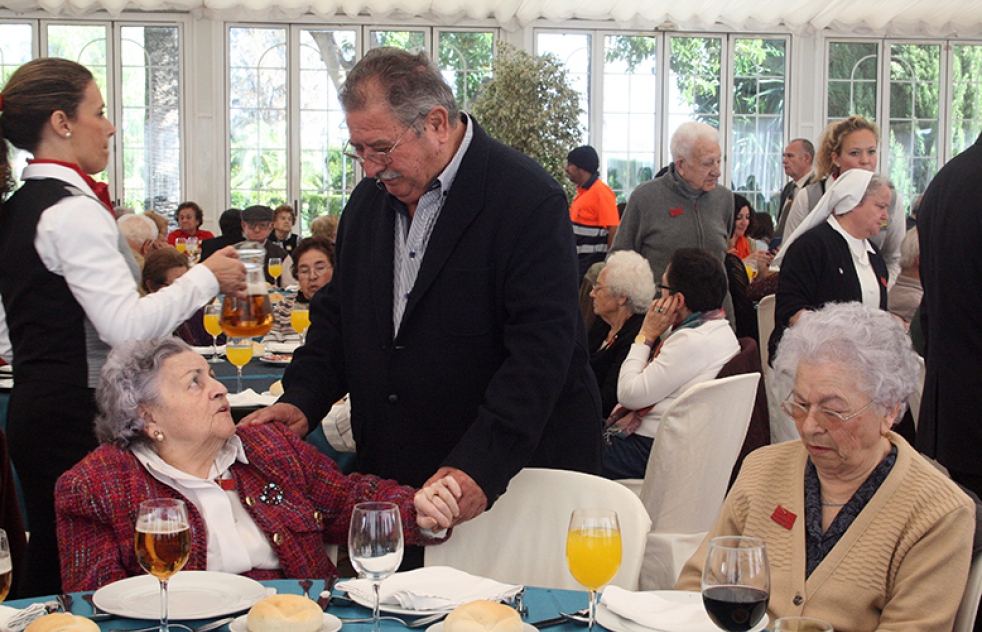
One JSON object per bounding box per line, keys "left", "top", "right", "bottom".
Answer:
{"left": 657, "top": 283, "right": 674, "bottom": 294}
{"left": 780, "top": 395, "right": 876, "bottom": 426}
{"left": 342, "top": 115, "right": 421, "bottom": 167}
{"left": 297, "top": 264, "right": 333, "bottom": 279}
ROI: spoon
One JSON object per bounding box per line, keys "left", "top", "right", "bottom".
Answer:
{"left": 338, "top": 612, "right": 449, "bottom": 628}
{"left": 109, "top": 616, "right": 235, "bottom": 632}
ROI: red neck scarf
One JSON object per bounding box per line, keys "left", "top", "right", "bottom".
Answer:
{"left": 27, "top": 159, "right": 114, "bottom": 216}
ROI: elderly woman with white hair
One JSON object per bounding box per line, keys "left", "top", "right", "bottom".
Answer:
{"left": 768, "top": 169, "right": 892, "bottom": 363}
{"left": 54, "top": 337, "right": 461, "bottom": 592}
{"left": 589, "top": 250, "right": 656, "bottom": 417}
{"left": 677, "top": 302, "right": 974, "bottom": 631}
{"left": 611, "top": 121, "right": 733, "bottom": 283}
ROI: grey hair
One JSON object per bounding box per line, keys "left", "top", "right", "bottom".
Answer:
{"left": 899, "top": 227, "right": 919, "bottom": 270}
{"left": 773, "top": 302, "right": 920, "bottom": 414}
{"left": 117, "top": 214, "right": 158, "bottom": 243}
{"left": 602, "top": 250, "right": 656, "bottom": 314}
{"left": 339, "top": 47, "right": 460, "bottom": 133}
{"left": 790, "top": 138, "right": 815, "bottom": 160}
{"left": 94, "top": 337, "right": 192, "bottom": 448}
{"left": 862, "top": 172, "right": 894, "bottom": 202}
{"left": 670, "top": 122, "right": 719, "bottom": 162}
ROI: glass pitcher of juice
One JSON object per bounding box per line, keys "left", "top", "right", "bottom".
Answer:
{"left": 219, "top": 241, "right": 274, "bottom": 337}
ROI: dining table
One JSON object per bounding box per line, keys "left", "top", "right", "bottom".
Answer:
{"left": 5, "top": 580, "right": 594, "bottom": 632}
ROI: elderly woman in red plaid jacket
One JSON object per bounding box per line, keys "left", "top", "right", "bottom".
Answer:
{"left": 54, "top": 337, "right": 461, "bottom": 592}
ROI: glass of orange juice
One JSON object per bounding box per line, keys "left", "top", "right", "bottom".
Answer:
{"left": 567, "top": 508, "right": 622, "bottom": 630}
{"left": 268, "top": 257, "right": 283, "bottom": 288}
{"left": 203, "top": 303, "right": 223, "bottom": 363}
{"left": 175, "top": 237, "right": 187, "bottom": 254}
{"left": 291, "top": 303, "right": 311, "bottom": 346}
{"left": 225, "top": 337, "right": 253, "bottom": 393}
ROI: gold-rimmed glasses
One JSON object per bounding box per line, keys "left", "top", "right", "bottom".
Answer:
{"left": 780, "top": 394, "right": 876, "bottom": 426}
{"left": 342, "top": 115, "right": 421, "bottom": 167}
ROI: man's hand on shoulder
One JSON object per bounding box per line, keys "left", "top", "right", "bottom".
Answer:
{"left": 424, "top": 467, "right": 487, "bottom": 525}
{"left": 238, "top": 402, "right": 309, "bottom": 437}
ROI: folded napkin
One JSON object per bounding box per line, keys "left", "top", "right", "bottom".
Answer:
{"left": 600, "top": 586, "right": 709, "bottom": 632}
{"left": 227, "top": 388, "right": 278, "bottom": 408}
{"left": 265, "top": 341, "right": 299, "bottom": 354}
{"left": 339, "top": 566, "right": 523, "bottom": 612}
{"left": 191, "top": 345, "right": 225, "bottom": 356}
{"left": 0, "top": 603, "right": 52, "bottom": 632}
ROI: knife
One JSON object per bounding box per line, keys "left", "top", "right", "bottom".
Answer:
{"left": 528, "top": 615, "right": 569, "bottom": 629}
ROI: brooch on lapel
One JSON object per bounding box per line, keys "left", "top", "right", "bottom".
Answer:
{"left": 259, "top": 482, "right": 285, "bottom": 505}
{"left": 771, "top": 505, "right": 797, "bottom": 530}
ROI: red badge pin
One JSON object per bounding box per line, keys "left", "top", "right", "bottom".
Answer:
{"left": 771, "top": 505, "right": 796, "bottom": 530}
{"left": 669, "top": 206, "right": 684, "bottom": 217}
{"left": 880, "top": 276, "right": 888, "bottom": 287}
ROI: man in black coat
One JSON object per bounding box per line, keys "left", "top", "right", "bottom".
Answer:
{"left": 916, "top": 132, "right": 982, "bottom": 499}
{"left": 243, "top": 47, "right": 603, "bottom": 528}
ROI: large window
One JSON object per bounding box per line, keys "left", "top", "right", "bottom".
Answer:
{"left": 827, "top": 39, "right": 982, "bottom": 212}
{"left": 537, "top": 30, "right": 788, "bottom": 208}
{"left": 228, "top": 25, "right": 497, "bottom": 233}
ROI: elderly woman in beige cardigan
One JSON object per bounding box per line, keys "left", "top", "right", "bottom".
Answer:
{"left": 677, "top": 302, "right": 975, "bottom": 631}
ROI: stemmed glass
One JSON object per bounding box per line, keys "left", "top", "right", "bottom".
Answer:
{"left": 702, "top": 536, "right": 770, "bottom": 632}
{"left": 268, "top": 257, "right": 283, "bottom": 289}
{"left": 203, "top": 303, "right": 223, "bottom": 364}
{"left": 0, "top": 529, "right": 11, "bottom": 603}
{"left": 186, "top": 237, "right": 200, "bottom": 264}
{"left": 348, "top": 502, "right": 404, "bottom": 632}
{"left": 772, "top": 618, "right": 833, "bottom": 632}
{"left": 174, "top": 237, "right": 187, "bottom": 255}
{"left": 290, "top": 303, "right": 310, "bottom": 346}
{"left": 135, "top": 499, "right": 191, "bottom": 632}
{"left": 566, "top": 508, "right": 622, "bottom": 630}
{"left": 225, "top": 337, "right": 253, "bottom": 393}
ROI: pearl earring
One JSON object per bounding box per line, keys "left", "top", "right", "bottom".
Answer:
{"left": 153, "top": 430, "right": 165, "bottom": 441}
{"left": 65, "top": 132, "right": 71, "bottom": 139}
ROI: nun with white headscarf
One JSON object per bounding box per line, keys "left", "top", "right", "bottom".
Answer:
{"left": 767, "top": 169, "right": 894, "bottom": 364}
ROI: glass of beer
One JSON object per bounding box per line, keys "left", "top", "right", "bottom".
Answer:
{"left": 268, "top": 257, "right": 283, "bottom": 288}
{"left": 135, "top": 499, "right": 191, "bottom": 632}
{"left": 203, "top": 303, "right": 223, "bottom": 364}
{"left": 566, "top": 508, "right": 622, "bottom": 630}
{"left": 226, "top": 337, "right": 253, "bottom": 393}
{"left": 0, "top": 529, "right": 12, "bottom": 602}
{"left": 290, "top": 303, "right": 310, "bottom": 346}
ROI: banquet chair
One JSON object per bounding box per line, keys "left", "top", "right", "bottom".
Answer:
{"left": 629, "top": 373, "right": 759, "bottom": 590}
{"left": 907, "top": 355, "right": 926, "bottom": 431}
{"left": 756, "top": 294, "right": 776, "bottom": 371}
{"left": 423, "top": 467, "right": 651, "bottom": 591}
{"left": 953, "top": 547, "right": 982, "bottom": 632}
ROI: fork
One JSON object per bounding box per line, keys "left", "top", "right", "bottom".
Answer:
{"left": 338, "top": 612, "right": 449, "bottom": 628}
{"left": 109, "top": 615, "right": 235, "bottom": 632}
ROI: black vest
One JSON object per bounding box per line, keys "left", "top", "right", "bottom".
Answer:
{"left": 0, "top": 179, "right": 100, "bottom": 387}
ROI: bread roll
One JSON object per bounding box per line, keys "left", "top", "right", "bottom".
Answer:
{"left": 247, "top": 594, "right": 322, "bottom": 632}
{"left": 269, "top": 380, "right": 284, "bottom": 396}
{"left": 25, "top": 613, "right": 101, "bottom": 632}
{"left": 444, "top": 601, "right": 522, "bottom": 632}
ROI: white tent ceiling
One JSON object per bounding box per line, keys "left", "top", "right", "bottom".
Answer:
{"left": 3, "top": 0, "right": 981, "bottom": 37}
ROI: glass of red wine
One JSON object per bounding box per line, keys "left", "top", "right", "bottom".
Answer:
{"left": 701, "top": 536, "right": 770, "bottom": 632}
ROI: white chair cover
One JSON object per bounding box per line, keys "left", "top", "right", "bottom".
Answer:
{"left": 635, "top": 374, "right": 759, "bottom": 590}
{"left": 756, "top": 294, "right": 776, "bottom": 370}
{"left": 423, "top": 467, "right": 651, "bottom": 590}
{"left": 907, "top": 355, "right": 926, "bottom": 431}
{"left": 954, "top": 547, "right": 982, "bottom": 632}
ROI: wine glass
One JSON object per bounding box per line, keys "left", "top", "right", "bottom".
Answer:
{"left": 348, "top": 502, "right": 404, "bottom": 632}
{"left": 186, "top": 237, "right": 200, "bottom": 263}
{"left": 226, "top": 337, "right": 253, "bottom": 393}
{"left": 745, "top": 259, "right": 758, "bottom": 281}
{"left": 0, "top": 529, "right": 12, "bottom": 603}
{"left": 174, "top": 237, "right": 187, "bottom": 254}
{"left": 702, "top": 536, "right": 770, "bottom": 632}
{"left": 566, "top": 508, "right": 622, "bottom": 630}
{"left": 290, "top": 303, "right": 310, "bottom": 346}
{"left": 268, "top": 257, "right": 283, "bottom": 289}
{"left": 203, "top": 303, "right": 223, "bottom": 364}
{"left": 772, "top": 618, "right": 833, "bottom": 632}
{"left": 135, "top": 499, "right": 191, "bottom": 632}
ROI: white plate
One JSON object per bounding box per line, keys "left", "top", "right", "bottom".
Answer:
{"left": 596, "top": 592, "right": 768, "bottom": 632}
{"left": 428, "top": 624, "right": 537, "bottom": 632}
{"left": 229, "top": 612, "right": 341, "bottom": 632}
{"left": 259, "top": 353, "right": 292, "bottom": 365}
{"left": 265, "top": 341, "right": 300, "bottom": 354}
{"left": 344, "top": 591, "right": 453, "bottom": 617}
{"left": 0, "top": 364, "right": 12, "bottom": 374}
{"left": 192, "top": 345, "right": 226, "bottom": 356}
{"left": 0, "top": 378, "right": 12, "bottom": 389}
{"left": 93, "top": 571, "right": 267, "bottom": 620}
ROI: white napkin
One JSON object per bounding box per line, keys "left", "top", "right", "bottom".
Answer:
{"left": 0, "top": 603, "right": 51, "bottom": 632}
{"left": 338, "top": 566, "right": 523, "bottom": 611}
{"left": 191, "top": 345, "right": 225, "bottom": 356}
{"left": 265, "top": 341, "right": 300, "bottom": 354}
{"left": 600, "top": 586, "right": 708, "bottom": 632}
{"left": 227, "top": 388, "right": 278, "bottom": 408}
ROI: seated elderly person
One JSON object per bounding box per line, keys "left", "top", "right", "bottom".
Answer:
{"left": 117, "top": 214, "right": 159, "bottom": 273}
{"left": 887, "top": 227, "right": 922, "bottom": 324}
{"left": 603, "top": 248, "right": 739, "bottom": 479}
{"left": 589, "top": 251, "right": 655, "bottom": 418}
{"left": 677, "top": 302, "right": 974, "bottom": 631}
{"left": 55, "top": 338, "right": 459, "bottom": 592}
{"left": 263, "top": 237, "right": 334, "bottom": 346}
{"left": 141, "top": 248, "right": 211, "bottom": 347}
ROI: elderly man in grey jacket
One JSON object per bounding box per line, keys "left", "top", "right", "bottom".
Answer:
{"left": 611, "top": 122, "right": 734, "bottom": 289}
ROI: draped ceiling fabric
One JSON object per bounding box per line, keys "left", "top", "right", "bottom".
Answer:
{"left": 3, "top": 0, "right": 982, "bottom": 37}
